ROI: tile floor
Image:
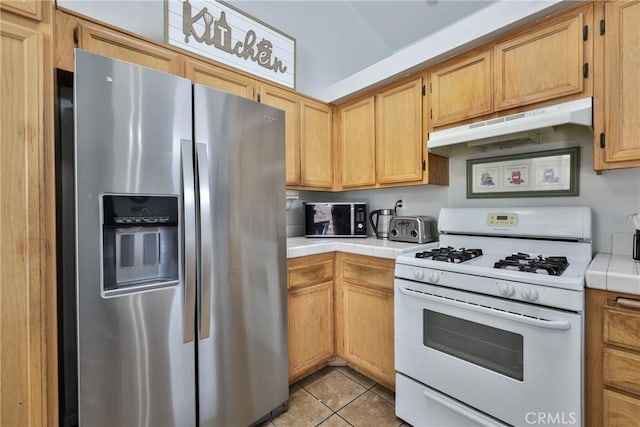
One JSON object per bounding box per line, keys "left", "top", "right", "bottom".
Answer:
{"left": 262, "top": 366, "right": 410, "bottom": 427}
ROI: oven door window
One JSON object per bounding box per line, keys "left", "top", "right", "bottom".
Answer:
{"left": 423, "top": 310, "right": 523, "bottom": 381}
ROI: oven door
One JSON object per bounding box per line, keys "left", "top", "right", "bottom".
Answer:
{"left": 395, "top": 278, "right": 582, "bottom": 427}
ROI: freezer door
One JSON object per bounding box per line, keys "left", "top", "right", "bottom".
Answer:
{"left": 194, "top": 85, "right": 288, "bottom": 426}
{"left": 74, "top": 50, "right": 196, "bottom": 426}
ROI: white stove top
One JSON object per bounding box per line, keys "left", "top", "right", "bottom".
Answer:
{"left": 396, "top": 234, "right": 592, "bottom": 291}
{"left": 394, "top": 207, "right": 594, "bottom": 312}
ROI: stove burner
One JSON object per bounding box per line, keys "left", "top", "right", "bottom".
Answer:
{"left": 494, "top": 252, "right": 569, "bottom": 276}
{"left": 415, "top": 247, "right": 483, "bottom": 263}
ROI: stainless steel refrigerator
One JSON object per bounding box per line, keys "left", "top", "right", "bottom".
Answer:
{"left": 56, "top": 49, "right": 288, "bottom": 426}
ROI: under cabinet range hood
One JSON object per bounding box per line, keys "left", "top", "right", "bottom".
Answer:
{"left": 427, "top": 97, "right": 593, "bottom": 156}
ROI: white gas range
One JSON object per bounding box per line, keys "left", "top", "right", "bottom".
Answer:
{"left": 394, "top": 207, "right": 592, "bottom": 427}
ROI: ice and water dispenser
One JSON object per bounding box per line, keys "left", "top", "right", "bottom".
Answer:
{"left": 102, "top": 195, "right": 179, "bottom": 295}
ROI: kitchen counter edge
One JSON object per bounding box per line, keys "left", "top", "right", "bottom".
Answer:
{"left": 586, "top": 252, "right": 640, "bottom": 296}
{"left": 287, "top": 236, "right": 436, "bottom": 260}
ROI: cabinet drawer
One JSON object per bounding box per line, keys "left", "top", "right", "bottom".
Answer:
{"left": 605, "top": 301, "right": 640, "bottom": 352}
{"left": 604, "top": 389, "right": 640, "bottom": 427}
{"left": 287, "top": 253, "right": 334, "bottom": 289}
{"left": 341, "top": 254, "right": 395, "bottom": 291}
{"left": 604, "top": 348, "right": 640, "bottom": 396}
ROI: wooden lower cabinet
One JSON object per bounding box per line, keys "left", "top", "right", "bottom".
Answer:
{"left": 586, "top": 289, "right": 640, "bottom": 426}
{"left": 287, "top": 252, "right": 396, "bottom": 389}
{"left": 604, "top": 390, "right": 640, "bottom": 427}
{"left": 287, "top": 253, "right": 335, "bottom": 383}
{"left": 288, "top": 281, "right": 334, "bottom": 382}
{"left": 335, "top": 253, "right": 395, "bottom": 389}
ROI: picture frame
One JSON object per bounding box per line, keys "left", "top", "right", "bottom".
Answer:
{"left": 466, "top": 147, "right": 580, "bottom": 199}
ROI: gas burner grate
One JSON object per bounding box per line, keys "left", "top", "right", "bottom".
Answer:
{"left": 493, "top": 253, "right": 569, "bottom": 276}
{"left": 415, "top": 247, "right": 483, "bottom": 263}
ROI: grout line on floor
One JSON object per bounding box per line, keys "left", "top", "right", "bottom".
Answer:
{"left": 286, "top": 366, "right": 400, "bottom": 427}
{"left": 302, "top": 381, "right": 366, "bottom": 414}
{"left": 299, "top": 385, "right": 337, "bottom": 414}
{"left": 333, "top": 366, "right": 377, "bottom": 390}
{"left": 335, "top": 412, "right": 355, "bottom": 426}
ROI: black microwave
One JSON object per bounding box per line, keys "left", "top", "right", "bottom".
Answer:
{"left": 304, "top": 202, "right": 368, "bottom": 237}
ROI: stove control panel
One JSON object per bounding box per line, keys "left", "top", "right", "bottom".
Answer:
{"left": 395, "top": 264, "right": 584, "bottom": 312}
{"left": 487, "top": 213, "right": 518, "bottom": 227}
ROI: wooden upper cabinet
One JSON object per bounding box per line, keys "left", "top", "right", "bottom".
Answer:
{"left": 300, "top": 98, "right": 333, "bottom": 188}
{"left": 338, "top": 96, "right": 376, "bottom": 188}
{"left": 184, "top": 58, "right": 255, "bottom": 99}
{"left": 375, "top": 78, "right": 423, "bottom": 184}
{"left": 0, "top": 18, "right": 47, "bottom": 427}
{"left": 0, "top": 0, "right": 42, "bottom": 21}
{"left": 429, "top": 50, "right": 492, "bottom": 128}
{"left": 259, "top": 84, "right": 300, "bottom": 186}
{"left": 77, "top": 22, "right": 181, "bottom": 75}
{"left": 494, "top": 9, "right": 585, "bottom": 111}
{"left": 595, "top": 0, "right": 640, "bottom": 169}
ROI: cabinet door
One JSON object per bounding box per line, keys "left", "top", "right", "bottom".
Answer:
{"left": 0, "top": 0, "right": 42, "bottom": 21}
{"left": 600, "top": 1, "right": 640, "bottom": 166}
{"left": 336, "top": 253, "right": 395, "bottom": 388}
{"left": 185, "top": 58, "right": 255, "bottom": 99}
{"left": 288, "top": 281, "right": 334, "bottom": 381}
{"left": 375, "top": 78, "right": 423, "bottom": 184}
{"left": 77, "top": 22, "right": 181, "bottom": 74}
{"left": 429, "top": 51, "right": 492, "bottom": 128}
{"left": 494, "top": 11, "right": 585, "bottom": 110}
{"left": 338, "top": 96, "right": 376, "bottom": 188}
{"left": 604, "top": 390, "right": 640, "bottom": 427}
{"left": 340, "top": 282, "right": 394, "bottom": 388}
{"left": 0, "top": 19, "right": 46, "bottom": 427}
{"left": 300, "top": 98, "right": 333, "bottom": 188}
{"left": 259, "top": 85, "right": 300, "bottom": 186}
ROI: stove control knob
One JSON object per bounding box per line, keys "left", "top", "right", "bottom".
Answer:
{"left": 414, "top": 269, "right": 424, "bottom": 280}
{"left": 429, "top": 271, "right": 440, "bottom": 283}
{"left": 498, "top": 283, "right": 515, "bottom": 297}
{"left": 521, "top": 287, "right": 539, "bottom": 302}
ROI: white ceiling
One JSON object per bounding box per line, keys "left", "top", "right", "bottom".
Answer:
{"left": 233, "top": 1, "right": 494, "bottom": 93}
{"left": 57, "top": 0, "right": 494, "bottom": 95}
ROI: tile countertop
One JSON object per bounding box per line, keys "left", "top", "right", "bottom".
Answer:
{"left": 586, "top": 233, "right": 640, "bottom": 296}
{"left": 287, "top": 236, "right": 437, "bottom": 260}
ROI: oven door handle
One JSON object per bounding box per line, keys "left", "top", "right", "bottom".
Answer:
{"left": 421, "top": 388, "right": 508, "bottom": 427}
{"left": 398, "top": 286, "right": 571, "bottom": 330}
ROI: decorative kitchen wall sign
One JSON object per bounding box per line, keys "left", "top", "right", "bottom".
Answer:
{"left": 466, "top": 147, "right": 580, "bottom": 198}
{"left": 165, "top": 0, "right": 296, "bottom": 88}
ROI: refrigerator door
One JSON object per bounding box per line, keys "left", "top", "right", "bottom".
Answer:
{"left": 74, "top": 50, "right": 196, "bottom": 426}
{"left": 194, "top": 85, "right": 288, "bottom": 426}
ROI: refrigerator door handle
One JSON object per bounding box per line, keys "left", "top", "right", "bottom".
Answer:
{"left": 182, "top": 140, "right": 197, "bottom": 343}
{"left": 196, "top": 142, "right": 212, "bottom": 339}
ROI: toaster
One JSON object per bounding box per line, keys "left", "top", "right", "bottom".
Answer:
{"left": 388, "top": 216, "right": 438, "bottom": 244}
